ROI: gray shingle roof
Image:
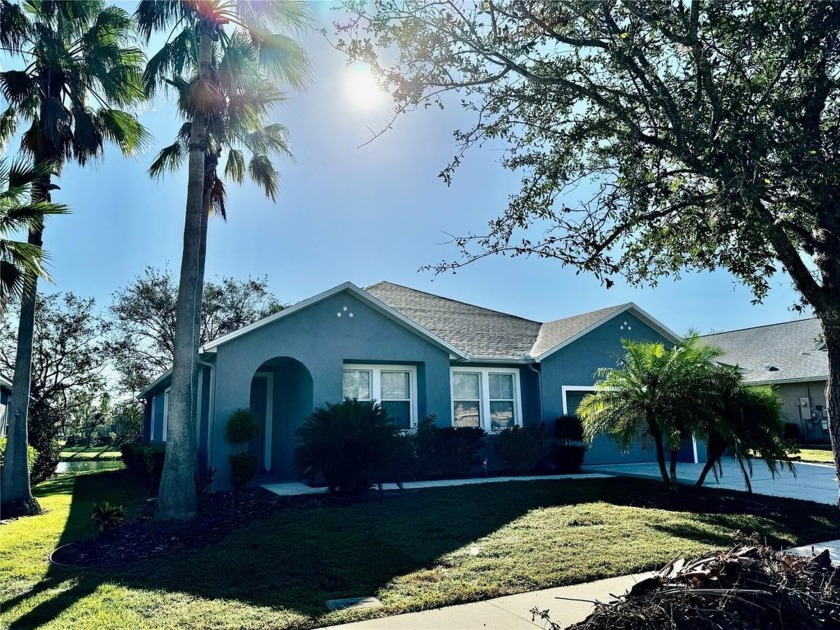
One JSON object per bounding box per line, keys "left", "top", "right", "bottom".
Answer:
{"left": 530, "top": 305, "right": 629, "bottom": 357}
{"left": 365, "top": 281, "right": 630, "bottom": 360}
{"left": 701, "top": 318, "right": 827, "bottom": 383}
{"left": 365, "top": 281, "right": 542, "bottom": 359}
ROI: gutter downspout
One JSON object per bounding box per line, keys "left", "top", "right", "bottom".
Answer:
{"left": 199, "top": 360, "right": 215, "bottom": 471}
{"left": 526, "top": 357, "right": 543, "bottom": 425}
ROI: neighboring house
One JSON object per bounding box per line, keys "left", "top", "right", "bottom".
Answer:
{"left": 0, "top": 372, "right": 11, "bottom": 436}
{"left": 701, "top": 318, "right": 829, "bottom": 443}
{"left": 140, "top": 281, "right": 702, "bottom": 487}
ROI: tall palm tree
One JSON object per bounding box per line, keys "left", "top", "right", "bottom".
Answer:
{"left": 135, "top": 0, "right": 309, "bottom": 520}
{"left": 0, "top": 159, "right": 67, "bottom": 310}
{"left": 578, "top": 335, "right": 722, "bottom": 487}
{"left": 0, "top": 0, "right": 147, "bottom": 517}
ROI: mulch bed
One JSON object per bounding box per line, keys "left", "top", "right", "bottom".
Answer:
{"left": 533, "top": 545, "right": 840, "bottom": 629}
{"left": 51, "top": 488, "right": 348, "bottom": 569}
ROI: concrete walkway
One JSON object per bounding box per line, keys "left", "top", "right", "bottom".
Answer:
{"left": 584, "top": 458, "right": 839, "bottom": 504}
{"left": 262, "top": 473, "right": 612, "bottom": 497}
{"left": 320, "top": 573, "right": 651, "bottom": 630}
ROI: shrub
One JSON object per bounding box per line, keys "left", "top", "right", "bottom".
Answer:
{"left": 783, "top": 423, "right": 802, "bottom": 445}
{"left": 92, "top": 501, "right": 125, "bottom": 533}
{"left": 120, "top": 443, "right": 165, "bottom": 490}
{"left": 555, "top": 414, "right": 585, "bottom": 444}
{"left": 494, "top": 424, "right": 548, "bottom": 473}
{"left": 31, "top": 438, "right": 60, "bottom": 485}
{"left": 195, "top": 466, "right": 216, "bottom": 495}
{"left": 552, "top": 444, "right": 586, "bottom": 473}
{"left": 224, "top": 409, "right": 261, "bottom": 449}
{"left": 0, "top": 436, "right": 38, "bottom": 472}
{"left": 294, "top": 399, "right": 412, "bottom": 495}
{"left": 228, "top": 453, "right": 260, "bottom": 491}
{"left": 414, "top": 416, "right": 486, "bottom": 478}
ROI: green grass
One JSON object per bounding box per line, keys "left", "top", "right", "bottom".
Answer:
{"left": 2, "top": 471, "right": 839, "bottom": 630}
{"left": 59, "top": 445, "right": 122, "bottom": 462}
{"left": 795, "top": 448, "right": 835, "bottom": 464}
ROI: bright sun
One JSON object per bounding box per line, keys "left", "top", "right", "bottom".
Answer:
{"left": 343, "top": 64, "right": 386, "bottom": 110}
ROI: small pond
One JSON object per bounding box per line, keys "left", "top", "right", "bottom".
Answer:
{"left": 56, "top": 460, "right": 124, "bottom": 473}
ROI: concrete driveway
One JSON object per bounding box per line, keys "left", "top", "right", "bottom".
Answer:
{"left": 584, "top": 458, "right": 839, "bottom": 505}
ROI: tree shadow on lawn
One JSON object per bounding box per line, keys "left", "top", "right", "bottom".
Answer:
{"left": 8, "top": 476, "right": 840, "bottom": 629}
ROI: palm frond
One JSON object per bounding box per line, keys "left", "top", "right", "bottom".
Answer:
{"left": 96, "top": 108, "right": 151, "bottom": 155}
{"left": 248, "top": 154, "right": 279, "bottom": 201}
{"left": 224, "top": 148, "right": 245, "bottom": 183}
{"left": 148, "top": 139, "right": 186, "bottom": 179}
{"left": 249, "top": 31, "right": 311, "bottom": 89}
{"left": 134, "top": 0, "right": 196, "bottom": 42}
{"left": 0, "top": 0, "right": 32, "bottom": 49}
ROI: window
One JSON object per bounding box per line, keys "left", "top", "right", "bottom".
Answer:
{"left": 343, "top": 364, "right": 417, "bottom": 430}
{"left": 452, "top": 372, "right": 481, "bottom": 428}
{"left": 451, "top": 368, "right": 521, "bottom": 432}
{"left": 162, "top": 387, "right": 170, "bottom": 441}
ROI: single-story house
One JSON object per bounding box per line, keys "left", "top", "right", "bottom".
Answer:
{"left": 701, "top": 318, "right": 829, "bottom": 443}
{"left": 140, "top": 281, "right": 703, "bottom": 487}
{"left": 0, "top": 372, "right": 10, "bottom": 436}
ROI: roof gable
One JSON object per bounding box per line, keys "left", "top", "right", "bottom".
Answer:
{"left": 201, "top": 282, "right": 466, "bottom": 359}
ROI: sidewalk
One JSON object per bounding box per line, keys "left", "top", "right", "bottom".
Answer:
{"left": 320, "top": 573, "right": 651, "bottom": 630}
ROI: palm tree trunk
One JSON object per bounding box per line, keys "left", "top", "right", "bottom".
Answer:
{"left": 669, "top": 448, "right": 679, "bottom": 487}
{"left": 0, "top": 227, "right": 42, "bottom": 517}
{"left": 696, "top": 432, "right": 726, "bottom": 488}
{"left": 156, "top": 24, "right": 214, "bottom": 520}
{"left": 649, "top": 424, "right": 670, "bottom": 486}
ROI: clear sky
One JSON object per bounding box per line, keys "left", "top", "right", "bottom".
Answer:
{"left": 8, "top": 2, "right": 814, "bottom": 335}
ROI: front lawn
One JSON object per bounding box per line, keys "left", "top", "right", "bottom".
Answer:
{"left": 796, "top": 448, "right": 835, "bottom": 465}
{"left": 59, "top": 445, "right": 122, "bottom": 461}
{"left": 2, "top": 470, "right": 839, "bottom": 630}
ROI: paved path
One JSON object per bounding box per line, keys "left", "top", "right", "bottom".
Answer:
{"left": 263, "top": 473, "right": 612, "bottom": 497}
{"left": 584, "top": 458, "right": 839, "bottom": 504}
{"left": 320, "top": 573, "right": 650, "bottom": 630}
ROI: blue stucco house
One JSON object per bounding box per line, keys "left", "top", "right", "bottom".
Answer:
{"left": 0, "top": 372, "right": 11, "bottom": 436}
{"left": 140, "top": 281, "right": 703, "bottom": 486}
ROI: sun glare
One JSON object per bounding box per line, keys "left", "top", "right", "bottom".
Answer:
{"left": 344, "top": 64, "right": 386, "bottom": 111}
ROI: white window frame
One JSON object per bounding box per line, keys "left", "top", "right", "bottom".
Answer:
{"left": 162, "top": 387, "right": 171, "bottom": 442}
{"left": 343, "top": 364, "right": 418, "bottom": 429}
{"left": 560, "top": 385, "right": 598, "bottom": 416}
{"left": 450, "top": 367, "right": 522, "bottom": 432}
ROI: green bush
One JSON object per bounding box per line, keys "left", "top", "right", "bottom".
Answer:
{"left": 91, "top": 501, "right": 125, "bottom": 533}
{"left": 414, "top": 416, "right": 486, "bottom": 478}
{"left": 552, "top": 414, "right": 586, "bottom": 473}
{"left": 0, "top": 436, "right": 38, "bottom": 472}
{"left": 555, "top": 414, "right": 585, "bottom": 444}
{"left": 552, "top": 444, "right": 586, "bottom": 473}
{"left": 224, "top": 409, "right": 262, "bottom": 490}
{"left": 494, "top": 424, "right": 548, "bottom": 473}
{"left": 294, "top": 399, "right": 413, "bottom": 495}
{"left": 224, "top": 409, "right": 261, "bottom": 447}
{"left": 228, "top": 453, "right": 260, "bottom": 491}
{"left": 31, "top": 438, "right": 60, "bottom": 484}
{"left": 120, "top": 443, "right": 165, "bottom": 490}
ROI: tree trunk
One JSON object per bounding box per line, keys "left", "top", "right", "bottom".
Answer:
{"left": 669, "top": 448, "right": 679, "bottom": 487}
{"left": 696, "top": 432, "right": 726, "bottom": 488}
{"left": 156, "top": 24, "right": 215, "bottom": 520}
{"left": 649, "top": 424, "right": 670, "bottom": 486}
{"left": 822, "top": 318, "right": 840, "bottom": 505}
{"left": 0, "top": 227, "right": 42, "bottom": 518}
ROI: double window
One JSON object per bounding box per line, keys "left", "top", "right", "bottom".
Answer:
{"left": 343, "top": 364, "right": 417, "bottom": 430}
{"left": 451, "top": 368, "right": 520, "bottom": 432}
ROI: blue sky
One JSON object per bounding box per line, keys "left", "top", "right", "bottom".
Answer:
{"left": 10, "top": 4, "right": 812, "bottom": 335}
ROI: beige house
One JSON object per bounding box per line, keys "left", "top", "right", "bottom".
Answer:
{"left": 702, "top": 318, "right": 828, "bottom": 443}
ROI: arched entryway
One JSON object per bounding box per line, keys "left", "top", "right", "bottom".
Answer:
{"left": 250, "top": 357, "right": 313, "bottom": 480}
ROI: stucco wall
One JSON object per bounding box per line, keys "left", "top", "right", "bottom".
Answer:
{"left": 774, "top": 380, "right": 828, "bottom": 443}
{"left": 209, "top": 290, "right": 453, "bottom": 485}
{"left": 540, "top": 311, "right": 683, "bottom": 465}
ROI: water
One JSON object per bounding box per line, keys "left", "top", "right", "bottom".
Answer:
{"left": 56, "top": 460, "right": 124, "bottom": 473}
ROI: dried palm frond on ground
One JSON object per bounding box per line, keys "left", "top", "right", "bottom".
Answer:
{"left": 533, "top": 545, "right": 840, "bottom": 629}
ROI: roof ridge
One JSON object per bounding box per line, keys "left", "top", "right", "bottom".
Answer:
{"left": 701, "top": 316, "right": 820, "bottom": 337}
{"left": 541, "top": 303, "right": 630, "bottom": 325}
{"left": 365, "top": 280, "right": 542, "bottom": 324}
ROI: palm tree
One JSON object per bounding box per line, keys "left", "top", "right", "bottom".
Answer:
{"left": 135, "top": 0, "right": 309, "bottom": 520}
{"left": 0, "top": 160, "right": 67, "bottom": 310}
{"left": 578, "top": 335, "right": 722, "bottom": 487}
{"left": 695, "top": 369, "right": 794, "bottom": 492}
{"left": 0, "top": 0, "right": 147, "bottom": 517}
